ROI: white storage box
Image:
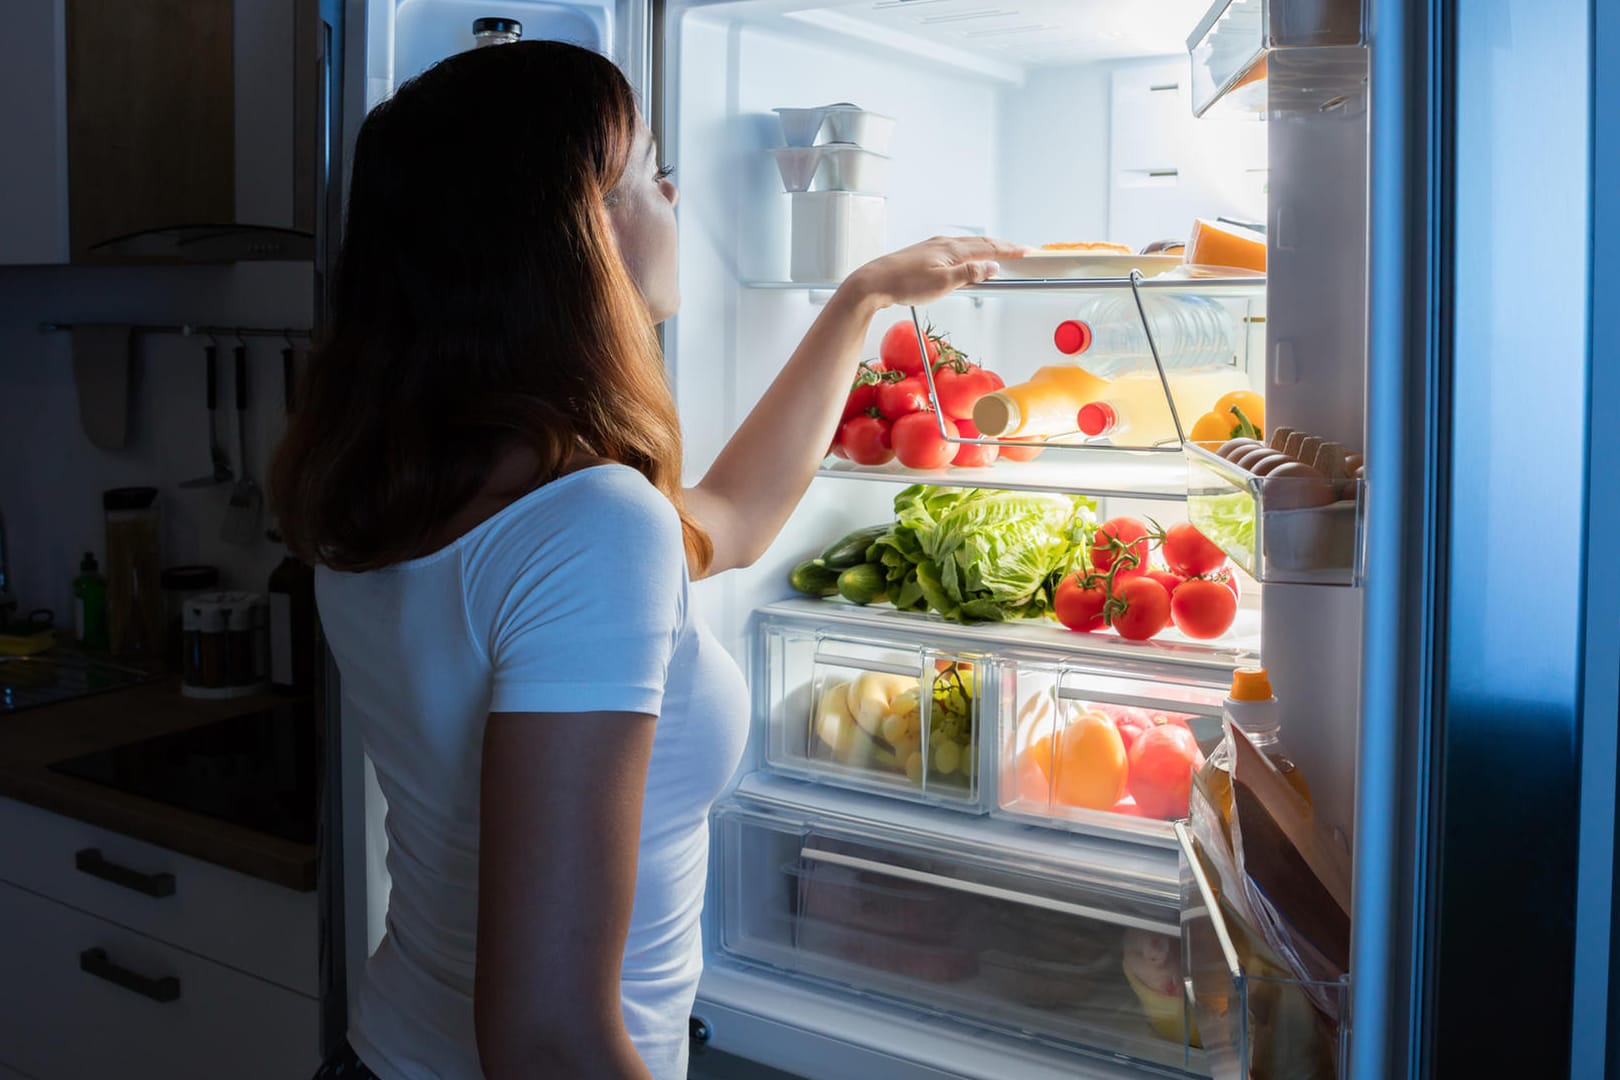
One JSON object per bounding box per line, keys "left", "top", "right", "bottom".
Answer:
{"left": 790, "top": 191, "right": 886, "bottom": 282}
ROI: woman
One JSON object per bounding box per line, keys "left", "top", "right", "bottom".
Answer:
{"left": 274, "top": 40, "right": 1022, "bottom": 1080}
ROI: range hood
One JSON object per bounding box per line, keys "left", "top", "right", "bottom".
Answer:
{"left": 86, "top": 223, "right": 315, "bottom": 263}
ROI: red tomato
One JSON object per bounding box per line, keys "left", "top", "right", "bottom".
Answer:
{"left": 1160, "top": 521, "right": 1227, "bottom": 577}
{"left": 876, "top": 375, "right": 930, "bottom": 419}
{"left": 1106, "top": 706, "right": 1154, "bottom": 754}
{"left": 1107, "top": 576, "right": 1171, "bottom": 641}
{"left": 828, "top": 438, "right": 848, "bottom": 460}
{"left": 998, "top": 437, "right": 1044, "bottom": 462}
{"left": 879, "top": 321, "right": 941, "bottom": 376}
{"left": 892, "top": 412, "right": 956, "bottom": 470}
{"left": 842, "top": 361, "right": 887, "bottom": 421}
{"left": 1211, "top": 567, "right": 1242, "bottom": 601}
{"left": 1170, "top": 577, "right": 1238, "bottom": 639}
{"left": 1146, "top": 570, "right": 1185, "bottom": 595}
{"left": 934, "top": 364, "right": 996, "bottom": 420}
{"left": 1054, "top": 573, "right": 1108, "bottom": 632}
{"left": 839, "top": 416, "right": 894, "bottom": 466}
{"left": 1128, "top": 724, "right": 1206, "bottom": 820}
{"left": 950, "top": 418, "right": 1000, "bottom": 468}
{"left": 983, "top": 368, "right": 1006, "bottom": 391}
{"left": 1108, "top": 795, "right": 1146, "bottom": 818}
{"left": 1091, "top": 517, "right": 1151, "bottom": 579}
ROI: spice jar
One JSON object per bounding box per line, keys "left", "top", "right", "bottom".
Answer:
{"left": 182, "top": 591, "right": 268, "bottom": 699}
{"left": 162, "top": 566, "right": 219, "bottom": 674}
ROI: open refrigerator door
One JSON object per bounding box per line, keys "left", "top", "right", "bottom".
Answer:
{"left": 658, "top": 0, "right": 1368, "bottom": 1076}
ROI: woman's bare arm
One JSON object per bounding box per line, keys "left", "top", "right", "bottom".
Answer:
{"left": 685, "top": 235, "right": 1028, "bottom": 577}
{"left": 475, "top": 709, "right": 658, "bottom": 1080}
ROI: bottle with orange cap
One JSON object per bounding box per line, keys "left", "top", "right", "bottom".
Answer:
{"left": 1200, "top": 666, "right": 1313, "bottom": 829}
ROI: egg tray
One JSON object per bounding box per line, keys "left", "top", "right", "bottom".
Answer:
{"left": 1184, "top": 441, "right": 1363, "bottom": 586}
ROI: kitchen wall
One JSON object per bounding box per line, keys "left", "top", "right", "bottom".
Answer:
{"left": 0, "top": 263, "right": 313, "bottom": 621}
{"left": 0, "top": 0, "right": 313, "bottom": 624}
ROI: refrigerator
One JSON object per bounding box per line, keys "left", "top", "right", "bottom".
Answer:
{"left": 322, "top": 0, "right": 1614, "bottom": 1077}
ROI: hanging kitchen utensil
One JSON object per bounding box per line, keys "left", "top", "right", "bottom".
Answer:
{"left": 221, "top": 343, "right": 263, "bottom": 545}
{"left": 180, "top": 342, "right": 234, "bottom": 488}
{"left": 69, "top": 324, "right": 134, "bottom": 450}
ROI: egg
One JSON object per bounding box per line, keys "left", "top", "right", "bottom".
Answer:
{"left": 1217, "top": 437, "right": 1263, "bottom": 460}
{"left": 1233, "top": 445, "right": 1279, "bottom": 470}
{"left": 1249, "top": 453, "right": 1296, "bottom": 477}
{"left": 1265, "top": 461, "right": 1338, "bottom": 509}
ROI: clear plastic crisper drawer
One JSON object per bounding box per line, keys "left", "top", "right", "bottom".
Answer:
{"left": 759, "top": 622, "right": 988, "bottom": 810}
{"left": 711, "top": 791, "right": 1200, "bottom": 1074}
{"left": 998, "top": 663, "right": 1225, "bottom": 844}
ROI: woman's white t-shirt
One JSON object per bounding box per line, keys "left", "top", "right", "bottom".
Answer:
{"left": 316, "top": 464, "right": 749, "bottom": 1080}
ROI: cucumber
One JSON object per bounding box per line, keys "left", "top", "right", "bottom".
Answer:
{"left": 818, "top": 524, "right": 890, "bottom": 570}
{"left": 788, "top": 559, "right": 841, "bottom": 597}
{"left": 837, "top": 563, "right": 889, "bottom": 606}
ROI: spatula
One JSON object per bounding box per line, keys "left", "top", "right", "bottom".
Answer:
{"left": 221, "top": 344, "right": 263, "bottom": 545}
{"left": 181, "top": 343, "right": 233, "bottom": 488}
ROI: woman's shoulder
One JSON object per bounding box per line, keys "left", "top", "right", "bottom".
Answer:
{"left": 467, "top": 463, "right": 682, "bottom": 574}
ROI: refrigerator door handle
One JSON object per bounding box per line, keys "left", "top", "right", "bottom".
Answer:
{"left": 799, "top": 848, "right": 1178, "bottom": 936}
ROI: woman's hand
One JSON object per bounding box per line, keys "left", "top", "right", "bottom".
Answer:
{"left": 841, "top": 235, "right": 1032, "bottom": 311}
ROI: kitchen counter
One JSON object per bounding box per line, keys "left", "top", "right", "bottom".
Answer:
{"left": 0, "top": 676, "right": 318, "bottom": 891}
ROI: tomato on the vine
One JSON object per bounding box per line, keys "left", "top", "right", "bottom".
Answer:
{"left": 892, "top": 412, "right": 956, "bottom": 470}
{"left": 934, "top": 363, "right": 996, "bottom": 420}
{"left": 950, "top": 418, "right": 999, "bottom": 468}
{"left": 842, "top": 360, "right": 889, "bottom": 420}
{"left": 879, "top": 321, "right": 942, "bottom": 376}
{"left": 1091, "top": 517, "right": 1152, "bottom": 580}
{"left": 1159, "top": 521, "right": 1227, "bottom": 578}
{"left": 1107, "top": 576, "right": 1171, "bottom": 641}
{"left": 1146, "top": 570, "right": 1185, "bottom": 596}
{"left": 876, "top": 374, "right": 930, "bottom": 419}
{"left": 839, "top": 415, "right": 893, "bottom": 466}
{"left": 1169, "top": 577, "right": 1237, "bottom": 639}
{"left": 1054, "top": 573, "right": 1108, "bottom": 632}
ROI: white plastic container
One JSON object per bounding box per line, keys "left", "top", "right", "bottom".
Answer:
{"left": 769, "top": 147, "right": 821, "bottom": 192}
{"left": 814, "top": 144, "right": 890, "bottom": 192}
{"left": 823, "top": 106, "right": 896, "bottom": 154}
{"left": 791, "top": 192, "right": 886, "bottom": 282}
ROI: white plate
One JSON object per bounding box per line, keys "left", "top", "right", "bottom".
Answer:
{"left": 991, "top": 252, "right": 1185, "bottom": 280}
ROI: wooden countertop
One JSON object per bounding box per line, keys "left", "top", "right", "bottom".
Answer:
{"left": 0, "top": 676, "right": 318, "bottom": 892}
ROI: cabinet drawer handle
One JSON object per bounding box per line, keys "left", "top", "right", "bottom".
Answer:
{"left": 75, "top": 848, "right": 176, "bottom": 898}
{"left": 79, "top": 947, "right": 181, "bottom": 1003}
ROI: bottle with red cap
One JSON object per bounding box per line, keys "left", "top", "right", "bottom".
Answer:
{"left": 1074, "top": 368, "right": 1249, "bottom": 446}
{"left": 1052, "top": 293, "right": 1237, "bottom": 377}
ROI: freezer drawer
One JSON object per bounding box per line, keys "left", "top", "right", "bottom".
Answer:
{"left": 759, "top": 621, "right": 987, "bottom": 810}
{"left": 998, "top": 662, "right": 1226, "bottom": 845}
{"left": 710, "top": 793, "right": 1201, "bottom": 1075}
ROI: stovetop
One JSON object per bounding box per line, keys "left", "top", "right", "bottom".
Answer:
{"left": 49, "top": 701, "right": 319, "bottom": 846}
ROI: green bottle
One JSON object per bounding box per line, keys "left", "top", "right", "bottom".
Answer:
{"left": 73, "top": 552, "right": 108, "bottom": 650}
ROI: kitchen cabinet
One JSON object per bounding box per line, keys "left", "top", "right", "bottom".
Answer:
{"left": 0, "top": 0, "right": 321, "bottom": 265}
{"left": 0, "top": 795, "right": 318, "bottom": 1078}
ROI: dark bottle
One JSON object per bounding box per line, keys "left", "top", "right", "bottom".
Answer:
{"left": 72, "top": 552, "right": 108, "bottom": 650}
{"left": 267, "top": 536, "right": 316, "bottom": 695}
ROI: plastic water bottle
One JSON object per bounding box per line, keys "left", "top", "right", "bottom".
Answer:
{"left": 1052, "top": 294, "right": 1236, "bottom": 377}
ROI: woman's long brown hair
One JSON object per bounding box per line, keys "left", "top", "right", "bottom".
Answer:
{"left": 270, "top": 41, "right": 711, "bottom": 573}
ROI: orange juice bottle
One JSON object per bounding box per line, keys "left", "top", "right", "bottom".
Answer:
{"left": 1075, "top": 369, "right": 1251, "bottom": 447}
{"left": 971, "top": 365, "right": 1111, "bottom": 439}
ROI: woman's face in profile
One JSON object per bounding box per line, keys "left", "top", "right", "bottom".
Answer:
{"left": 607, "top": 117, "right": 680, "bottom": 322}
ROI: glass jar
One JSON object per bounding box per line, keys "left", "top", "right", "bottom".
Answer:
{"left": 472, "top": 16, "right": 522, "bottom": 46}
{"left": 161, "top": 566, "right": 219, "bottom": 674}
{"left": 103, "top": 487, "right": 163, "bottom": 667}
{"left": 182, "top": 591, "right": 268, "bottom": 699}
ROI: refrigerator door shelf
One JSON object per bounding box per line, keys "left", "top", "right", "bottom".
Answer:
{"left": 1186, "top": 441, "right": 1365, "bottom": 586}
{"left": 1176, "top": 822, "right": 1348, "bottom": 1079}
{"left": 710, "top": 786, "right": 1201, "bottom": 1076}
{"left": 761, "top": 624, "right": 985, "bottom": 811}
{"left": 1185, "top": 0, "right": 1365, "bottom": 119}
{"left": 997, "top": 665, "right": 1225, "bottom": 847}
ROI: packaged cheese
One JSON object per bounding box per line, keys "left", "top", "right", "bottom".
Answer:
{"left": 1186, "top": 218, "right": 1266, "bottom": 273}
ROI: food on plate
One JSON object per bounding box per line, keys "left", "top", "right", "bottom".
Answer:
{"left": 971, "top": 366, "right": 1111, "bottom": 439}
{"left": 1186, "top": 217, "right": 1266, "bottom": 273}
{"left": 1023, "top": 709, "right": 1129, "bottom": 810}
{"left": 1123, "top": 929, "right": 1198, "bottom": 1044}
{"left": 1039, "top": 240, "right": 1134, "bottom": 254}
{"left": 1170, "top": 576, "right": 1239, "bottom": 639}
{"left": 1127, "top": 723, "right": 1205, "bottom": 819}
{"left": 948, "top": 419, "right": 999, "bottom": 468}
{"left": 891, "top": 411, "right": 958, "bottom": 470}
{"left": 1140, "top": 238, "right": 1186, "bottom": 256}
